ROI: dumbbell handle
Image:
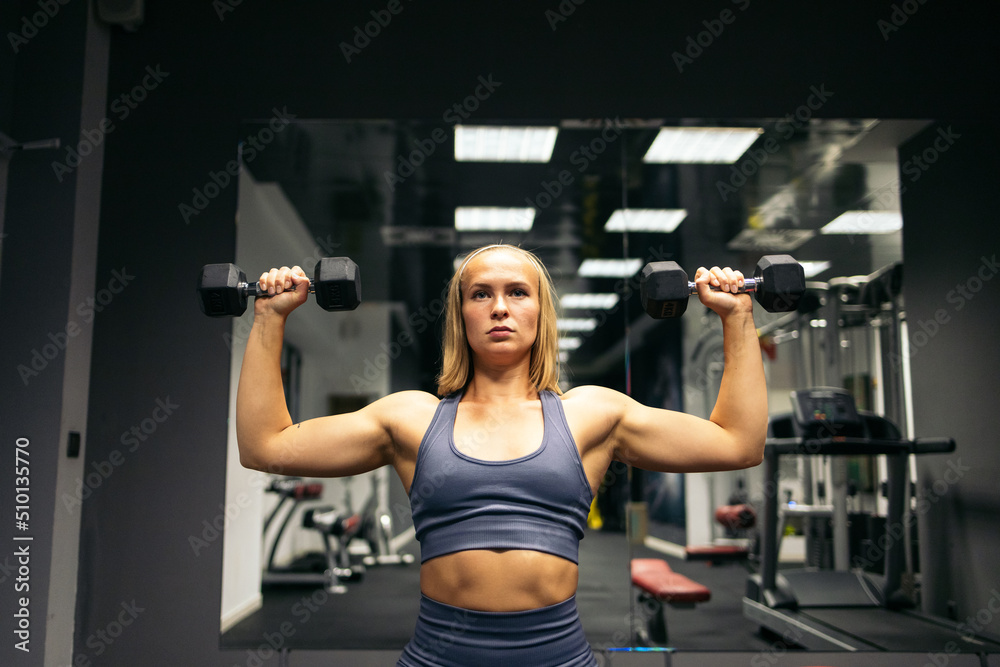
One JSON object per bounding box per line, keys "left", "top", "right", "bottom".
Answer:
{"left": 688, "top": 277, "right": 760, "bottom": 296}
{"left": 242, "top": 279, "right": 317, "bottom": 299}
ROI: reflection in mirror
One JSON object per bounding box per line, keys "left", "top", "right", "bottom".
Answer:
{"left": 215, "top": 118, "right": 918, "bottom": 654}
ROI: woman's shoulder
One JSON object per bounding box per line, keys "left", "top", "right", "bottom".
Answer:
{"left": 374, "top": 389, "right": 442, "bottom": 413}
{"left": 559, "top": 385, "right": 627, "bottom": 416}
{"left": 368, "top": 391, "right": 443, "bottom": 444}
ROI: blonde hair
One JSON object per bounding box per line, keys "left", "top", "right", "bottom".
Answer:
{"left": 436, "top": 244, "right": 562, "bottom": 397}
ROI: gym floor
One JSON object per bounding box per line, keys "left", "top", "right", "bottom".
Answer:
{"left": 220, "top": 527, "right": 787, "bottom": 653}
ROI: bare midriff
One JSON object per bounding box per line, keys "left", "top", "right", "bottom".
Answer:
{"left": 419, "top": 549, "right": 578, "bottom": 611}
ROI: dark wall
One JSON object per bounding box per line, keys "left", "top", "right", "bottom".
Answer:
{"left": 0, "top": 0, "right": 92, "bottom": 662}
{"left": 900, "top": 122, "right": 1000, "bottom": 625}
{"left": 2, "top": 1, "right": 999, "bottom": 665}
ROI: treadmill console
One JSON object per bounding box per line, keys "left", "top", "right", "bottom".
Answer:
{"left": 790, "top": 388, "right": 863, "bottom": 437}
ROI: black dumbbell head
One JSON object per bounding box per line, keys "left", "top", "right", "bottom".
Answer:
{"left": 754, "top": 255, "right": 805, "bottom": 312}
{"left": 198, "top": 263, "right": 248, "bottom": 317}
{"left": 314, "top": 257, "right": 362, "bottom": 311}
{"left": 640, "top": 261, "right": 691, "bottom": 319}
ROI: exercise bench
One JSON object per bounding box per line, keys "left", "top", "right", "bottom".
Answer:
{"left": 684, "top": 503, "right": 756, "bottom": 564}
{"left": 631, "top": 558, "right": 711, "bottom": 645}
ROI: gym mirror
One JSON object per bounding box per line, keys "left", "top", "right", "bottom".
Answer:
{"left": 217, "top": 117, "right": 914, "bottom": 653}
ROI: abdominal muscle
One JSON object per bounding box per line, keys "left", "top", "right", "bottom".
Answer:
{"left": 419, "top": 548, "right": 579, "bottom": 611}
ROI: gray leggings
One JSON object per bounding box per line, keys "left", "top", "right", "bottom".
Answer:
{"left": 397, "top": 594, "right": 598, "bottom": 667}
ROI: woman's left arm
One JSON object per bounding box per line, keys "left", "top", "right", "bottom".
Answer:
{"left": 605, "top": 265, "right": 767, "bottom": 472}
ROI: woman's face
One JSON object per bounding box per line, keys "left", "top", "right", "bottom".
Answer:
{"left": 460, "top": 250, "right": 541, "bottom": 364}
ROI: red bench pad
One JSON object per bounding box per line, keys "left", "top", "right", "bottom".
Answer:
{"left": 631, "top": 558, "right": 711, "bottom": 604}
{"left": 684, "top": 544, "right": 749, "bottom": 560}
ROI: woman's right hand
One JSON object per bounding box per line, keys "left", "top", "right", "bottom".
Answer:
{"left": 255, "top": 265, "right": 310, "bottom": 317}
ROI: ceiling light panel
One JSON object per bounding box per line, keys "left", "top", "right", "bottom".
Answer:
{"left": 820, "top": 211, "right": 903, "bottom": 235}
{"left": 643, "top": 127, "right": 763, "bottom": 164}
{"left": 800, "top": 261, "right": 832, "bottom": 278}
{"left": 454, "top": 207, "right": 535, "bottom": 231}
{"left": 560, "top": 293, "right": 621, "bottom": 310}
{"left": 454, "top": 125, "right": 559, "bottom": 162}
{"left": 558, "top": 337, "right": 583, "bottom": 350}
{"left": 605, "top": 209, "right": 687, "bottom": 233}
{"left": 557, "top": 318, "right": 598, "bottom": 332}
{"left": 578, "top": 258, "right": 644, "bottom": 278}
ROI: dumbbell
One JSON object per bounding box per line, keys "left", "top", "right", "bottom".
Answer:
{"left": 197, "top": 257, "right": 361, "bottom": 317}
{"left": 639, "top": 254, "right": 805, "bottom": 319}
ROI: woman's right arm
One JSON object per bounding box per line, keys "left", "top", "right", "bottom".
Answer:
{"left": 235, "top": 265, "right": 395, "bottom": 477}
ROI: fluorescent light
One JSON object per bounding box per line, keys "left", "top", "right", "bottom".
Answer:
{"left": 454, "top": 125, "right": 559, "bottom": 162}
{"left": 643, "top": 127, "right": 763, "bottom": 164}
{"left": 605, "top": 209, "right": 687, "bottom": 233}
{"left": 727, "top": 228, "right": 815, "bottom": 252}
{"left": 559, "top": 337, "right": 583, "bottom": 350}
{"left": 821, "top": 211, "right": 903, "bottom": 235}
{"left": 557, "top": 318, "right": 598, "bottom": 332}
{"left": 455, "top": 207, "right": 534, "bottom": 232}
{"left": 558, "top": 351, "right": 570, "bottom": 363}
{"left": 800, "top": 261, "right": 832, "bottom": 278}
{"left": 578, "top": 258, "right": 644, "bottom": 278}
{"left": 560, "top": 293, "right": 620, "bottom": 310}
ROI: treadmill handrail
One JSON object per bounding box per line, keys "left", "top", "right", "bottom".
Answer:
{"left": 765, "top": 436, "right": 955, "bottom": 456}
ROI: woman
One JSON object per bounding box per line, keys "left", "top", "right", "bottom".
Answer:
{"left": 236, "top": 244, "right": 766, "bottom": 665}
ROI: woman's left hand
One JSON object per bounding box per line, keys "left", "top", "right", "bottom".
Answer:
{"left": 692, "top": 265, "right": 753, "bottom": 317}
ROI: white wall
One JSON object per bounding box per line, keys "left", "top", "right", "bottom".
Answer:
{"left": 220, "top": 169, "right": 394, "bottom": 631}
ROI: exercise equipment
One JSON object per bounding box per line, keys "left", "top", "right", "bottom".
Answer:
{"left": 639, "top": 254, "right": 805, "bottom": 318}
{"left": 197, "top": 256, "right": 361, "bottom": 317}
{"left": 351, "top": 473, "right": 415, "bottom": 567}
{"left": 743, "top": 388, "right": 1000, "bottom": 653}
{"left": 684, "top": 502, "right": 757, "bottom": 564}
{"left": 631, "top": 558, "right": 711, "bottom": 645}
{"left": 300, "top": 506, "right": 364, "bottom": 594}
{"left": 261, "top": 477, "right": 330, "bottom": 589}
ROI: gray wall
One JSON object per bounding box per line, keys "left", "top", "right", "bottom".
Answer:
{"left": 1, "top": 1, "right": 998, "bottom": 665}
{"left": 901, "top": 122, "right": 1000, "bottom": 627}
{"left": 1, "top": 2, "right": 106, "bottom": 665}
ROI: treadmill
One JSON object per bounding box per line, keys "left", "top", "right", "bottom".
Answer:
{"left": 744, "top": 387, "right": 1000, "bottom": 652}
